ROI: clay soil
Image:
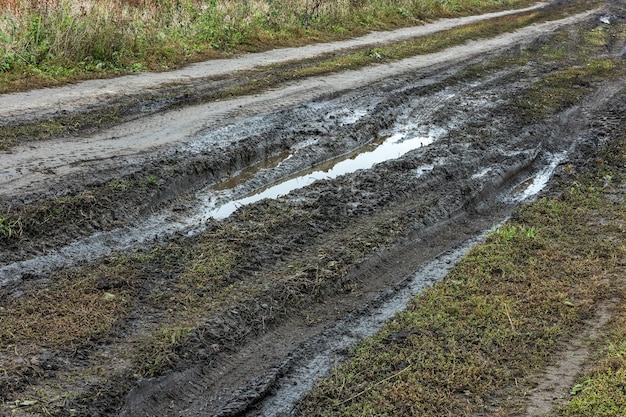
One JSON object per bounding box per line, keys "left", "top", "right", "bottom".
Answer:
{"left": 1, "top": 0, "right": 626, "bottom": 415}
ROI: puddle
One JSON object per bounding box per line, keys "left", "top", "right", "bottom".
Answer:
{"left": 508, "top": 152, "right": 565, "bottom": 201}
{"left": 472, "top": 167, "right": 492, "bottom": 179}
{"left": 203, "top": 132, "right": 435, "bottom": 219}
{"left": 0, "top": 126, "right": 434, "bottom": 287}
{"left": 212, "top": 152, "right": 293, "bottom": 192}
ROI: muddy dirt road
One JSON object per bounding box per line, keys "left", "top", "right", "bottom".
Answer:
{"left": 1, "top": 0, "right": 626, "bottom": 415}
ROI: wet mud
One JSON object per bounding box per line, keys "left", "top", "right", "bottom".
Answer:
{"left": 1, "top": 1, "right": 626, "bottom": 415}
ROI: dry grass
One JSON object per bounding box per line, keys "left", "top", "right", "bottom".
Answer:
{"left": 0, "top": 272, "right": 133, "bottom": 350}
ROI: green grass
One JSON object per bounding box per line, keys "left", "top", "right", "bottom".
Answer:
{"left": 516, "top": 58, "right": 619, "bottom": 123}
{"left": 0, "top": 0, "right": 538, "bottom": 93}
{"left": 0, "top": 272, "right": 134, "bottom": 349}
{"left": 0, "top": 215, "right": 22, "bottom": 241}
{"left": 553, "top": 316, "right": 626, "bottom": 416}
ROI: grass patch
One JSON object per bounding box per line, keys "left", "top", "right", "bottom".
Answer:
{"left": 514, "top": 22, "right": 626, "bottom": 123}
{"left": 0, "top": 215, "right": 22, "bottom": 241}
{"left": 0, "top": 105, "right": 122, "bottom": 150}
{"left": 0, "top": 0, "right": 539, "bottom": 93}
{"left": 296, "top": 140, "right": 626, "bottom": 415}
{"left": 516, "top": 58, "right": 620, "bottom": 123}
{"left": 0, "top": 173, "right": 161, "bottom": 248}
{"left": 0, "top": 272, "right": 134, "bottom": 350}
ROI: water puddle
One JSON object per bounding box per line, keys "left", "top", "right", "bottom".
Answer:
{"left": 203, "top": 132, "right": 434, "bottom": 219}
{"left": 508, "top": 152, "right": 565, "bottom": 201}
{"left": 472, "top": 167, "right": 491, "bottom": 179}
{"left": 212, "top": 152, "right": 293, "bottom": 192}
{"left": 0, "top": 126, "right": 435, "bottom": 287}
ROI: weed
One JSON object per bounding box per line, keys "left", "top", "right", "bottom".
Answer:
{"left": 0, "top": 215, "right": 22, "bottom": 241}
{"left": 133, "top": 325, "right": 193, "bottom": 377}
{"left": 516, "top": 58, "right": 621, "bottom": 123}
{"left": 489, "top": 224, "right": 537, "bottom": 242}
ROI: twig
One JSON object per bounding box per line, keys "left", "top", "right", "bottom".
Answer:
{"left": 504, "top": 302, "right": 515, "bottom": 332}
{"left": 338, "top": 364, "right": 412, "bottom": 405}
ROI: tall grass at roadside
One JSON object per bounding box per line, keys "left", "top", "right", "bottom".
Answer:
{"left": 0, "top": 0, "right": 535, "bottom": 90}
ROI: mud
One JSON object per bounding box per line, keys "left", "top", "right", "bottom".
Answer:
{"left": 1, "top": 1, "right": 626, "bottom": 416}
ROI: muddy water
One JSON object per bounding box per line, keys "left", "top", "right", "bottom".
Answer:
{"left": 202, "top": 129, "right": 435, "bottom": 220}
{"left": 0, "top": 125, "right": 434, "bottom": 287}
{"left": 508, "top": 152, "right": 566, "bottom": 201}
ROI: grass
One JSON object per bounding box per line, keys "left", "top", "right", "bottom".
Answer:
{"left": 296, "top": 138, "right": 626, "bottom": 416}
{"left": 0, "top": 0, "right": 538, "bottom": 93}
{"left": 0, "top": 272, "right": 134, "bottom": 350}
{"left": 0, "top": 215, "right": 22, "bottom": 241}
{"left": 0, "top": 173, "right": 160, "bottom": 248}
{"left": 516, "top": 58, "right": 619, "bottom": 123}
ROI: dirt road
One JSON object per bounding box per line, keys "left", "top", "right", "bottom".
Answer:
{"left": 1, "top": 0, "right": 625, "bottom": 415}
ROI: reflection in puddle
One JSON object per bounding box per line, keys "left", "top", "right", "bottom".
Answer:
{"left": 213, "top": 152, "right": 292, "bottom": 191}
{"left": 509, "top": 152, "right": 565, "bottom": 201}
{"left": 414, "top": 164, "right": 435, "bottom": 178}
{"left": 472, "top": 167, "right": 491, "bottom": 179}
{"left": 205, "top": 132, "right": 434, "bottom": 219}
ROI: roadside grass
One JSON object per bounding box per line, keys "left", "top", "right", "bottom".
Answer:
{"left": 295, "top": 140, "right": 626, "bottom": 416}
{"left": 0, "top": 0, "right": 598, "bottom": 150}
{"left": 0, "top": 0, "right": 537, "bottom": 93}
{"left": 516, "top": 57, "right": 621, "bottom": 123}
